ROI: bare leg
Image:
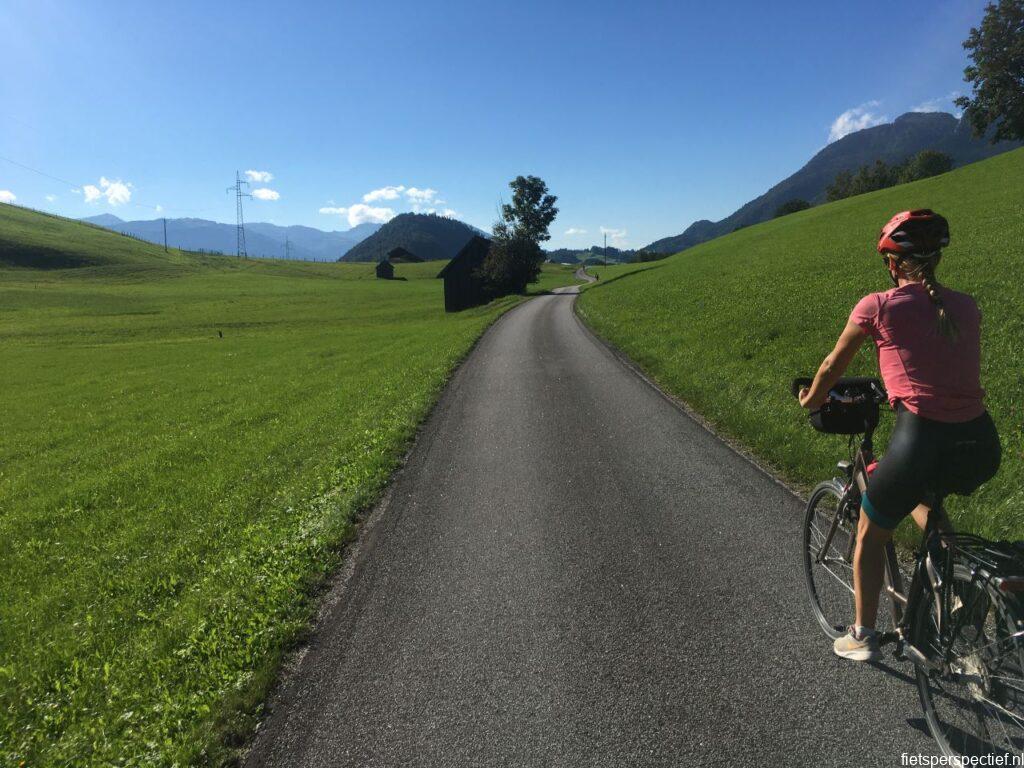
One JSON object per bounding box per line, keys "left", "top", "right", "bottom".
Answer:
{"left": 854, "top": 508, "right": 894, "bottom": 630}
{"left": 909, "top": 502, "right": 952, "bottom": 533}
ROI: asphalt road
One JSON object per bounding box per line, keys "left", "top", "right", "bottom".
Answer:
{"left": 246, "top": 287, "right": 936, "bottom": 766}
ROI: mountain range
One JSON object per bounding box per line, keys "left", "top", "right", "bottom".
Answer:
{"left": 645, "top": 111, "right": 1022, "bottom": 254}
{"left": 340, "top": 213, "right": 485, "bottom": 262}
{"left": 81, "top": 214, "right": 380, "bottom": 261}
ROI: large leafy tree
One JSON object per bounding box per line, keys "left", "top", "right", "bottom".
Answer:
{"left": 493, "top": 175, "right": 559, "bottom": 244}
{"left": 955, "top": 0, "right": 1024, "bottom": 143}
{"left": 479, "top": 176, "right": 559, "bottom": 296}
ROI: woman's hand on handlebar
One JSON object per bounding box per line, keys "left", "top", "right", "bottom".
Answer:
{"left": 798, "top": 386, "right": 826, "bottom": 410}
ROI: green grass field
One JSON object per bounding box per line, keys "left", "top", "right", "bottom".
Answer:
{"left": 0, "top": 204, "right": 577, "bottom": 766}
{"left": 578, "top": 148, "right": 1024, "bottom": 543}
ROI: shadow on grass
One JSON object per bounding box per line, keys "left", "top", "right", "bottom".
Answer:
{"left": 0, "top": 244, "right": 99, "bottom": 269}
{"left": 587, "top": 262, "right": 668, "bottom": 290}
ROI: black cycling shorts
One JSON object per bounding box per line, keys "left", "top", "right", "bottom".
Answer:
{"left": 862, "top": 403, "right": 1001, "bottom": 530}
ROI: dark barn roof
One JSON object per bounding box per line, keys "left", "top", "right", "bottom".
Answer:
{"left": 387, "top": 246, "right": 424, "bottom": 263}
{"left": 437, "top": 235, "right": 491, "bottom": 312}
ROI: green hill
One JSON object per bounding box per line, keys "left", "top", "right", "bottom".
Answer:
{"left": 0, "top": 206, "right": 576, "bottom": 766}
{"left": 578, "top": 148, "right": 1024, "bottom": 542}
{"left": 340, "top": 212, "right": 480, "bottom": 262}
{"left": 0, "top": 204, "right": 202, "bottom": 271}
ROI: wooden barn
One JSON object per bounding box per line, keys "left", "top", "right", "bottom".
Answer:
{"left": 437, "top": 236, "right": 491, "bottom": 312}
{"left": 387, "top": 246, "right": 424, "bottom": 263}
{"left": 375, "top": 258, "right": 395, "bottom": 279}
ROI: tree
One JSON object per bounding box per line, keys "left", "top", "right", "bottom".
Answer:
{"left": 826, "top": 169, "right": 854, "bottom": 202}
{"left": 476, "top": 236, "right": 543, "bottom": 297}
{"left": 479, "top": 175, "right": 559, "bottom": 296}
{"left": 955, "top": 0, "right": 1024, "bottom": 143}
{"left": 493, "top": 175, "right": 559, "bottom": 244}
{"left": 898, "top": 150, "right": 954, "bottom": 183}
{"left": 773, "top": 199, "right": 811, "bottom": 218}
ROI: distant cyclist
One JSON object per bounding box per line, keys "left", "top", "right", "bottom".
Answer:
{"left": 798, "top": 209, "right": 1000, "bottom": 661}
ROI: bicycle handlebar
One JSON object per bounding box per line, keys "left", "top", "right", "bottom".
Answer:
{"left": 790, "top": 377, "right": 813, "bottom": 399}
{"left": 790, "top": 376, "right": 888, "bottom": 404}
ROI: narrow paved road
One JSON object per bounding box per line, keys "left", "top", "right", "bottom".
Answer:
{"left": 574, "top": 265, "right": 596, "bottom": 284}
{"left": 246, "top": 288, "right": 935, "bottom": 766}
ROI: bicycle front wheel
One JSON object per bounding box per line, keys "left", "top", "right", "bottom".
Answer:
{"left": 803, "top": 480, "right": 857, "bottom": 639}
{"left": 913, "top": 564, "right": 1024, "bottom": 758}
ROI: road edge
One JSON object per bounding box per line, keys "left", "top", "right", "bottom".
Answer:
{"left": 569, "top": 294, "right": 807, "bottom": 506}
{"left": 235, "top": 294, "right": 545, "bottom": 762}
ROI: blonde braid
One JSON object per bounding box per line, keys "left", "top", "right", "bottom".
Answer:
{"left": 904, "top": 253, "right": 959, "bottom": 341}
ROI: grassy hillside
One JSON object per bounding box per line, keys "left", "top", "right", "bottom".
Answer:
{"left": 341, "top": 211, "right": 479, "bottom": 262}
{"left": 578, "top": 148, "right": 1024, "bottom": 543}
{"left": 0, "top": 205, "right": 576, "bottom": 766}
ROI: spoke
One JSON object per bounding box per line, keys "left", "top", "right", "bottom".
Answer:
{"left": 817, "top": 562, "right": 855, "bottom": 594}
{"left": 975, "top": 696, "right": 1020, "bottom": 754}
{"left": 954, "top": 630, "right": 1024, "bottom": 660}
{"left": 986, "top": 675, "right": 1024, "bottom": 695}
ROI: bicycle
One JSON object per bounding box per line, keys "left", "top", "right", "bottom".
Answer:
{"left": 793, "top": 375, "right": 1024, "bottom": 759}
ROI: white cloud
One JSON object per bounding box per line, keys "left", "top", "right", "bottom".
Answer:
{"left": 323, "top": 184, "right": 452, "bottom": 225}
{"left": 827, "top": 101, "right": 888, "bottom": 143}
{"left": 245, "top": 170, "right": 274, "bottom": 183}
{"left": 45, "top": 194, "right": 57, "bottom": 202}
{"left": 0, "top": 190, "right": 16, "bottom": 204}
{"left": 83, "top": 176, "right": 133, "bottom": 206}
{"left": 363, "top": 185, "right": 405, "bottom": 202}
{"left": 911, "top": 91, "right": 962, "bottom": 114}
{"left": 155, "top": 204, "right": 163, "bottom": 212}
{"left": 252, "top": 187, "right": 280, "bottom": 201}
{"left": 319, "top": 203, "right": 395, "bottom": 227}
{"left": 405, "top": 187, "right": 438, "bottom": 203}
{"left": 600, "top": 226, "right": 628, "bottom": 246}
{"left": 565, "top": 227, "right": 587, "bottom": 236}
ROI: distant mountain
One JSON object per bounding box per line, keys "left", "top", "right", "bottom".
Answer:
{"left": 82, "top": 213, "right": 126, "bottom": 229}
{"left": 645, "top": 112, "right": 1022, "bottom": 254}
{"left": 80, "top": 215, "right": 379, "bottom": 261}
{"left": 340, "top": 213, "right": 481, "bottom": 262}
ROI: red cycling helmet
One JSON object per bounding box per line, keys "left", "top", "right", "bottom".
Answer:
{"left": 877, "top": 209, "right": 950, "bottom": 256}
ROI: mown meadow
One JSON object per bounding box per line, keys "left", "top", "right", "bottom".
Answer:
{"left": 0, "top": 204, "right": 576, "bottom": 766}
{"left": 578, "top": 148, "right": 1024, "bottom": 544}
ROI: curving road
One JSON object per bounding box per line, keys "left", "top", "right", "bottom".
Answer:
{"left": 246, "top": 287, "right": 935, "bottom": 766}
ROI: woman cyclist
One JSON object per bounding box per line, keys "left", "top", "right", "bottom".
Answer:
{"left": 798, "top": 209, "right": 1001, "bottom": 661}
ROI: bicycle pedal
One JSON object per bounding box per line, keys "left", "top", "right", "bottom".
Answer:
{"left": 877, "top": 631, "right": 900, "bottom": 646}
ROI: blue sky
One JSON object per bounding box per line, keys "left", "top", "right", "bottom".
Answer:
{"left": 0, "top": 0, "right": 985, "bottom": 250}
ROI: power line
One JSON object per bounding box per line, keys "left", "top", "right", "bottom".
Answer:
{"left": 226, "top": 170, "right": 251, "bottom": 258}
{"left": 0, "top": 154, "right": 78, "bottom": 187}
{"left": 0, "top": 153, "right": 219, "bottom": 216}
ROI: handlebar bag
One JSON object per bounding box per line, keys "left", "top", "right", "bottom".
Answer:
{"left": 810, "top": 400, "right": 880, "bottom": 435}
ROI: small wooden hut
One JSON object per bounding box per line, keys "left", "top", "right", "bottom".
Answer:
{"left": 375, "top": 258, "right": 395, "bottom": 279}
{"left": 437, "top": 236, "right": 491, "bottom": 312}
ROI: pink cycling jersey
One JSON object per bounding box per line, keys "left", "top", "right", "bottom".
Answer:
{"left": 849, "top": 282, "right": 985, "bottom": 423}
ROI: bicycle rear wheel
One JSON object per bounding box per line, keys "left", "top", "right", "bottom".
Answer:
{"left": 803, "top": 481, "right": 858, "bottom": 639}
{"left": 913, "top": 564, "right": 1024, "bottom": 758}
